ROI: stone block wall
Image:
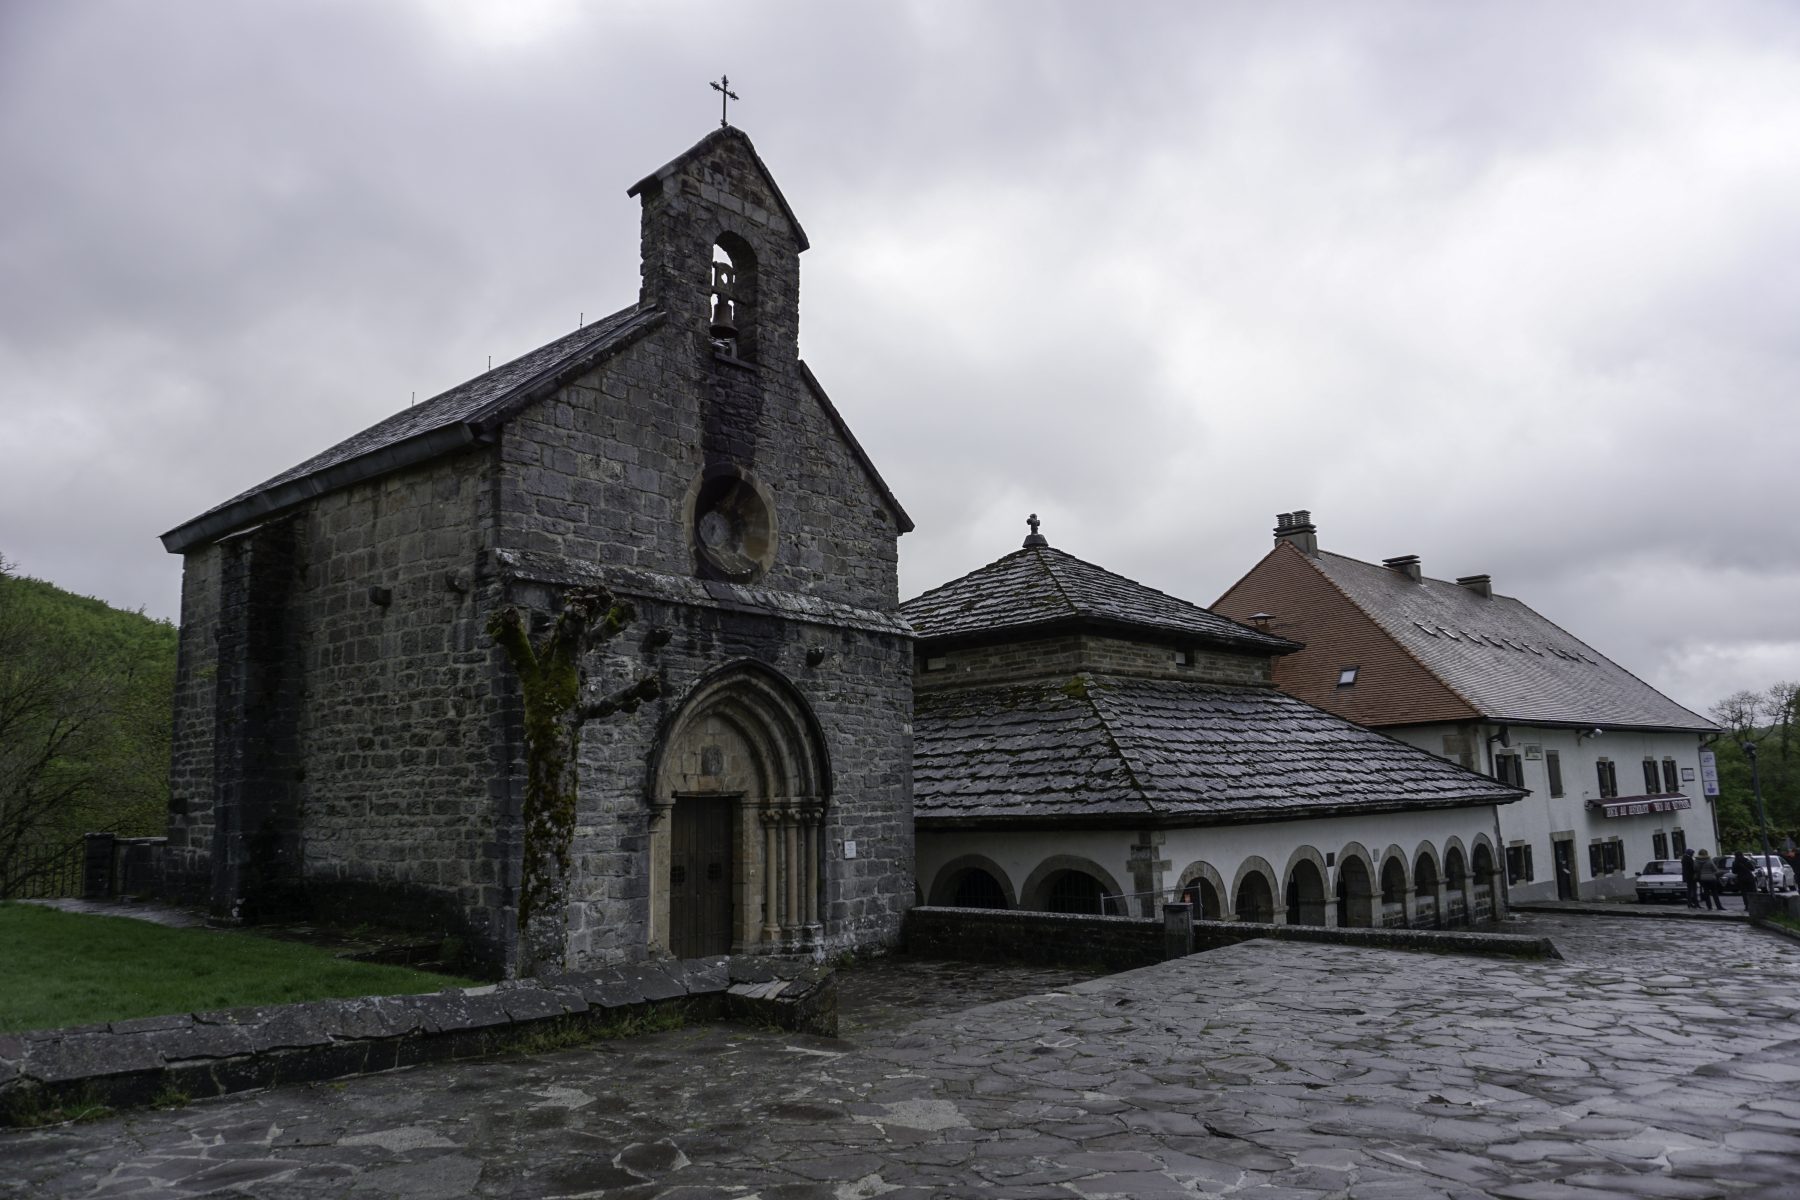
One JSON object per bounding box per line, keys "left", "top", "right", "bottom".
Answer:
{"left": 495, "top": 320, "right": 901, "bottom": 617}
{"left": 915, "top": 632, "right": 1271, "bottom": 693}
{"left": 287, "top": 447, "right": 506, "bottom": 960}
{"left": 164, "top": 545, "right": 221, "bottom": 903}
{"left": 565, "top": 586, "right": 913, "bottom": 966}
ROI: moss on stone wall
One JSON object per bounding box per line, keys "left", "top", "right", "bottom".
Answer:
{"left": 489, "top": 586, "right": 658, "bottom": 974}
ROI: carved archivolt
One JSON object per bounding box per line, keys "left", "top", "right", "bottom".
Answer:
{"left": 648, "top": 662, "right": 830, "bottom": 955}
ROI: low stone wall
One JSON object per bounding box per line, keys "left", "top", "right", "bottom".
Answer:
{"left": 906, "top": 907, "right": 1170, "bottom": 971}
{"left": 904, "top": 907, "right": 1560, "bottom": 970}
{"left": 0, "top": 957, "right": 834, "bottom": 1126}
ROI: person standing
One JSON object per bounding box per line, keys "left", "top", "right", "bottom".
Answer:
{"left": 1681, "top": 848, "right": 1699, "bottom": 908}
{"left": 1697, "top": 850, "right": 1723, "bottom": 911}
{"left": 1732, "top": 852, "right": 1757, "bottom": 908}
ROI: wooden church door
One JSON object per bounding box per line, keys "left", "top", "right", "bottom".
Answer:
{"left": 669, "top": 796, "right": 734, "bottom": 957}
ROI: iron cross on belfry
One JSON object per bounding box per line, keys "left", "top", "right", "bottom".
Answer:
{"left": 711, "top": 75, "right": 738, "bottom": 127}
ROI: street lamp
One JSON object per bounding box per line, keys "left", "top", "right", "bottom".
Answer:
{"left": 1743, "top": 742, "right": 1776, "bottom": 902}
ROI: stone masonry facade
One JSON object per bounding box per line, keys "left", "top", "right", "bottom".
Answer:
{"left": 159, "top": 127, "right": 914, "bottom": 975}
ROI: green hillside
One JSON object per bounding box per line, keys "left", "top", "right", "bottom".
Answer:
{"left": 0, "top": 559, "right": 176, "bottom": 897}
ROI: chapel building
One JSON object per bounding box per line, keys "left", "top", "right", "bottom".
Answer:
{"left": 157, "top": 128, "right": 915, "bottom": 973}
{"left": 906, "top": 521, "right": 1525, "bottom": 929}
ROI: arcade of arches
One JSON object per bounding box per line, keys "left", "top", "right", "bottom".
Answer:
{"left": 926, "top": 839, "right": 1503, "bottom": 929}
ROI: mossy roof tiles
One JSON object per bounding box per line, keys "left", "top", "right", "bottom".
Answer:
{"left": 914, "top": 673, "right": 1523, "bottom": 826}
{"left": 903, "top": 546, "right": 1295, "bottom": 653}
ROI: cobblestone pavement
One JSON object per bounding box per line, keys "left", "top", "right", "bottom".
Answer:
{"left": 5, "top": 915, "right": 1798, "bottom": 1199}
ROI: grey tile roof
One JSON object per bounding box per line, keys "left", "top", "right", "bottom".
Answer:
{"left": 163, "top": 304, "right": 661, "bottom": 550}
{"left": 914, "top": 674, "right": 1523, "bottom": 826}
{"left": 904, "top": 546, "right": 1295, "bottom": 653}
{"left": 1310, "top": 551, "right": 1717, "bottom": 732}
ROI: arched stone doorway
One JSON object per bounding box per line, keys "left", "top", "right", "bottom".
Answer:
{"left": 649, "top": 663, "right": 829, "bottom": 957}
{"left": 1286, "top": 859, "right": 1328, "bottom": 926}
{"left": 1336, "top": 855, "right": 1376, "bottom": 928}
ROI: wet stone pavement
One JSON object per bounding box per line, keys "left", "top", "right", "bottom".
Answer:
{"left": 4, "top": 915, "right": 1799, "bottom": 1199}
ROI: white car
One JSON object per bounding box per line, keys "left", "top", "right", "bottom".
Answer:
{"left": 1717, "top": 853, "right": 1797, "bottom": 894}
{"left": 1634, "top": 860, "right": 1688, "bottom": 904}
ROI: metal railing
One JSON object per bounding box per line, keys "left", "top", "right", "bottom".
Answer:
{"left": 2, "top": 838, "right": 85, "bottom": 899}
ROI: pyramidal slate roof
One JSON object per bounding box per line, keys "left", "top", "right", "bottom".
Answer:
{"left": 904, "top": 544, "right": 1296, "bottom": 654}
{"left": 1309, "top": 550, "right": 1717, "bottom": 733}
{"left": 162, "top": 304, "right": 662, "bottom": 553}
{"left": 914, "top": 674, "right": 1524, "bottom": 826}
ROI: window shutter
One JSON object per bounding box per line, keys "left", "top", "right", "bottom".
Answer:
{"left": 1663, "top": 759, "right": 1678, "bottom": 793}
{"left": 1642, "top": 759, "right": 1660, "bottom": 794}
{"left": 1546, "top": 751, "right": 1563, "bottom": 797}
{"left": 1589, "top": 844, "right": 1603, "bottom": 876}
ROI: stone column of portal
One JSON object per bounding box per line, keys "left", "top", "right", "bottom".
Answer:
{"left": 647, "top": 797, "right": 676, "bottom": 955}
{"left": 783, "top": 805, "right": 801, "bottom": 946}
{"left": 761, "top": 807, "right": 782, "bottom": 946}
{"left": 801, "top": 800, "right": 821, "bottom": 942}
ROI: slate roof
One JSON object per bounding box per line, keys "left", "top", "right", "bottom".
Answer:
{"left": 1309, "top": 552, "right": 1717, "bottom": 733}
{"left": 904, "top": 546, "right": 1296, "bottom": 653}
{"left": 162, "top": 304, "right": 662, "bottom": 552}
{"left": 913, "top": 674, "right": 1523, "bottom": 827}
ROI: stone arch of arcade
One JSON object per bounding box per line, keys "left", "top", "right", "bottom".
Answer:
{"left": 1334, "top": 841, "right": 1378, "bottom": 929}
{"left": 648, "top": 660, "right": 830, "bottom": 957}
{"left": 1230, "top": 855, "right": 1280, "bottom": 924}
{"left": 1021, "top": 855, "right": 1126, "bottom": 915}
{"left": 1174, "top": 860, "right": 1226, "bottom": 921}
{"left": 1282, "top": 845, "right": 1330, "bottom": 927}
{"left": 927, "top": 853, "right": 1017, "bottom": 910}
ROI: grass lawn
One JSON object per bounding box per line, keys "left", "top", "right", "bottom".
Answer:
{"left": 0, "top": 903, "right": 478, "bottom": 1034}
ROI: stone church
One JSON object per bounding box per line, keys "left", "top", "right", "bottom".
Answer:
{"left": 157, "top": 128, "right": 915, "bottom": 975}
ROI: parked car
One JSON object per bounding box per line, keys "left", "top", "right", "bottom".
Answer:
{"left": 1716, "top": 853, "right": 1797, "bottom": 894}
{"left": 1634, "top": 860, "right": 1689, "bottom": 904}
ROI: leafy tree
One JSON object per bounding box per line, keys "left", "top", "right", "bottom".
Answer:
{"left": 0, "top": 557, "right": 175, "bottom": 897}
{"left": 1707, "top": 680, "right": 1800, "bottom": 851}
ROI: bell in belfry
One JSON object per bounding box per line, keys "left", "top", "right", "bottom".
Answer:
{"left": 710, "top": 261, "right": 738, "bottom": 340}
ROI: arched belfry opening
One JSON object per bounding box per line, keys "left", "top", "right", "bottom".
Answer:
{"left": 648, "top": 662, "right": 828, "bottom": 957}
{"left": 709, "top": 233, "right": 757, "bottom": 361}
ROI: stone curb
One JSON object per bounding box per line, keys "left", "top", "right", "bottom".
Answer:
{"left": 906, "top": 907, "right": 1560, "bottom": 971}
{"left": 1509, "top": 901, "right": 1751, "bottom": 923}
{"left": 1188, "top": 920, "right": 1562, "bottom": 960}
{"left": 0, "top": 955, "right": 834, "bottom": 1126}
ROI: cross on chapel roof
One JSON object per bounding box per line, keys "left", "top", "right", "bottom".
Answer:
{"left": 1023, "top": 513, "right": 1048, "bottom": 548}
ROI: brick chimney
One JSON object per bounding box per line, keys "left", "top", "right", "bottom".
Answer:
{"left": 1383, "top": 554, "right": 1422, "bottom": 582}
{"left": 1273, "top": 510, "right": 1318, "bottom": 557}
{"left": 1456, "top": 574, "right": 1492, "bottom": 599}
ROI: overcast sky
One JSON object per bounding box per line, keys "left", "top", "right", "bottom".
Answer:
{"left": 4, "top": 1, "right": 1797, "bottom": 715}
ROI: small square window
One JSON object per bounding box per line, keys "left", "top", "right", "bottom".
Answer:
{"left": 923, "top": 657, "right": 949, "bottom": 672}
{"left": 1171, "top": 650, "right": 1191, "bottom": 667}
{"left": 1337, "top": 666, "right": 1359, "bottom": 687}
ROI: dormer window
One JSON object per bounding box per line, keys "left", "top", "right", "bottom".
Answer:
{"left": 709, "top": 234, "right": 757, "bottom": 361}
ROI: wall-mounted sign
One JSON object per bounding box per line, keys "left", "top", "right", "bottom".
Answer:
{"left": 1681, "top": 767, "right": 1696, "bottom": 782}
{"left": 1523, "top": 744, "right": 1543, "bottom": 760}
{"left": 1699, "top": 751, "right": 1720, "bottom": 797}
